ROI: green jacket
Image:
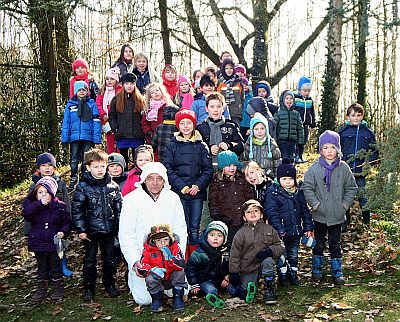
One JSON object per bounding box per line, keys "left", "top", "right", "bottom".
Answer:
{"left": 274, "top": 106, "right": 304, "bottom": 144}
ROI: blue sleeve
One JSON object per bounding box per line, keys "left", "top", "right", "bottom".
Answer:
{"left": 265, "top": 188, "right": 285, "bottom": 235}
{"left": 194, "top": 143, "right": 213, "bottom": 190}
{"left": 91, "top": 101, "right": 102, "bottom": 144}
{"left": 223, "top": 105, "right": 230, "bottom": 119}
{"left": 299, "top": 190, "right": 314, "bottom": 232}
{"left": 61, "top": 105, "right": 71, "bottom": 143}
{"left": 163, "top": 142, "right": 189, "bottom": 192}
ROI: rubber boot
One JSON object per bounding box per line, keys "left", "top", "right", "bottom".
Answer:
{"left": 150, "top": 291, "right": 164, "bottom": 312}
{"left": 51, "top": 278, "right": 64, "bottom": 301}
{"left": 31, "top": 280, "right": 48, "bottom": 304}
{"left": 362, "top": 210, "right": 371, "bottom": 225}
{"left": 331, "top": 258, "right": 345, "bottom": 285}
{"left": 264, "top": 277, "right": 278, "bottom": 305}
{"left": 288, "top": 266, "right": 300, "bottom": 286}
{"left": 172, "top": 287, "right": 185, "bottom": 311}
{"left": 312, "top": 255, "right": 324, "bottom": 282}
{"left": 62, "top": 256, "right": 73, "bottom": 277}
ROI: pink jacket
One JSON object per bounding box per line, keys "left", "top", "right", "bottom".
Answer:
{"left": 121, "top": 166, "right": 142, "bottom": 197}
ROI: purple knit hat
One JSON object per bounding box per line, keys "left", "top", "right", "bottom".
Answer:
{"left": 319, "top": 130, "right": 341, "bottom": 153}
{"left": 36, "top": 176, "right": 58, "bottom": 197}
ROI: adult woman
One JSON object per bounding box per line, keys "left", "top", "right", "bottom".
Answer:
{"left": 112, "top": 43, "right": 135, "bottom": 76}
{"left": 119, "top": 162, "right": 187, "bottom": 305}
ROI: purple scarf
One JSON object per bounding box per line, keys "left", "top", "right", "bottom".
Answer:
{"left": 318, "top": 156, "right": 340, "bottom": 191}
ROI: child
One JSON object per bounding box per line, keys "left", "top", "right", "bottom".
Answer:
{"left": 71, "top": 148, "right": 123, "bottom": 300}
{"left": 294, "top": 76, "right": 317, "bottom": 163}
{"left": 112, "top": 43, "right": 135, "bottom": 76}
{"left": 266, "top": 159, "right": 314, "bottom": 286}
{"left": 208, "top": 151, "right": 254, "bottom": 249}
{"left": 151, "top": 105, "right": 179, "bottom": 163}
{"left": 61, "top": 81, "right": 102, "bottom": 191}
{"left": 243, "top": 161, "right": 272, "bottom": 207}
{"left": 274, "top": 90, "right": 304, "bottom": 163}
{"left": 133, "top": 52, "right": 154, "bottom": 95}
{"left": 69, "top": 58, "right": 99, "bottom": 100}
{"left": 186, "top": 221, "right": 232, "bottom": 308}
{"left": 216, "top": 51, "right": 233, "bottom": 78}
{"left": 121, "top": 145, "right": 154, "bottom": 196}
{"left": 22, "top": 177, "right": 71, "bottom": 303}
{"left": 246, "top": 97, "right": 277, "bottom": 138}
{"left": 229, "top": 199, "right": 285, "bottom": 305}
{"left": 239, "top": 77, "right": 253, "bottom": 141}
{"left": 254, "top": 81, "right": 279, "bottom": 115}
{"left": 190, "top": 75, "right": 230, "bottom": 123}
{"left": 303, "top": 130, "right": 357, "bottom": 285}
{"left": 140, "top": 224, "right": 187, "bottom": 312}
{"left": 196, "top": 92, "right": 244, "bottom": 166}
{"left": 217, "top": 59, "right": 244, "bottom": 125}
{"left": 174, "top": 75, "right": 195, "bottom": 110}
{"left": 142, "top": 82, "right": 175, "bottom": 148}
{"left": 107, "top": 152, "right": 127, "bottom": 191}
{"left": 242, "top": 112, "right": 281, "bottom": 178}
{"left": 161, "top": 64, "right": 178, "bottom": 99}
{"left": 204, "top": 66, "right": 217, "bottom": 86}
{"left": 163, "top": 110, "right": 213, "bottom": 255}
{"left": 96, "top": 67, "right": 121, "bottom": 154}
{"left": 108, "top": 73, "right": 145, "bottom": 167}
{"left": 338, "top": 103, "right": 379, "bottom": 225}
{"left": 192, "top": 69, "right": 203, "bottom": 90}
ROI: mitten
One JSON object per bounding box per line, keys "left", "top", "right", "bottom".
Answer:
{"left": 301, "top": 235, "right": 316, "bottom": 249}
{"left": 149, "top": 267, "right": 166, "bottom": 280}
{"left": 255, "top": 247, "right": 273, "bottom": 261}
{"left": 229, "top": 273, "right": 241, "bottom": 288}
{"left": 161, "top": 246, "right": 174, "bottom": 260}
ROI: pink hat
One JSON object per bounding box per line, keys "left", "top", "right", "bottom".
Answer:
{"left": 72, "top": 58, "right": 89, "bottom": 71}
{"left": 235, "top": 64, "right": 246, "bottom": 75}
{"left": 106, "top": 67, "right": 120, "bottom": 82}
{"left": 178, "top": 75, "right": 191, "bottom": 87}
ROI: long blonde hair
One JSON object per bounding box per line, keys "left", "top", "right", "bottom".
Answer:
{"left": 144, "top": 82, "right": 174, "bottom": 113}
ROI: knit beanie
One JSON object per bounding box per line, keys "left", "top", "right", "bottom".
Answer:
{"left": 121, "top": 72, "right": 137, "bottom": 84}
{"left": 36, "top": 176, "right": 58, "bottom": 197}
{"left": 36, "top": 152, "right": 56, "bottom": 168}
{"left": 319, "top": 130, "right": 341, "bottom": 153}
{"left": 178, "top": 75, "right": 191, "bottom": 87}
{"left": 150, "top": 223, "right": 174, "bottom": 241}
{"left": 277, "top": 158, "right": 297, "bottom": 186}
{"left": 249, "top": 112, "right": 272, "bottom": 159}
{"left": 217, "top": 150, "right": 243, "bottom": 170}
{"left": 163, "top": 105, "right": 179, "bottom": 121}
{"left": 234, "top": 64, "right": 246, "bottom": 75}
{"left": 298, "top": 76, "right": 312, "bottom": 91}
{"left": 255, "top": 81, "right": 271, "bottom": 97}
{"left": 107, "top": 153, "right": 126, "bottom": 170}
{"left": 136, "top": 162, "right": 170, "bottom": 189}
{"left": 200, "top": 74, "right": 214, "bottom": 87}
{"left": 175, "top": 109, "right": 197, "bottom": 129}
{"left": 247, "top": 97, "right": 267, "bottom": 115}
{"left": 72, "top": 58, "right": 89, "bottom": 71}
{"left": 74, "top": 81, "right": 88, "bottom": 95}
{"left": 205, "top": 221, "right": 228, "bottom": 245}
{"left": 106, "top": 67, "right": 120, "bottom": 82}
{"left": 241, "top": 199, "right": 264, "bottom": 218}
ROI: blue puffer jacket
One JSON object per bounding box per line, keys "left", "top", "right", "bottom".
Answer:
{"left": 265, "top": 182, "right": 313, "bottom": 237}
{"left": 61, "top": 96, "right": 102, "bottom": 144}
{"left": 163, "top": 131, "right": 213, "bottom": 200}
{"left": 338, "top": 121, "right": 379, "bottom": 175}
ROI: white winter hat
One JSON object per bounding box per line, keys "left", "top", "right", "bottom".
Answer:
{"left": 135, "top": 162, "right": 171, "bottom": 189}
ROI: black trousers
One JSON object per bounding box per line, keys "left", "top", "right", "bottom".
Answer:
{"left": 312, "top": 221, "right": 342, "bottom": 258}
{"left": 35, "top": 251, "right": 62, "bottom": 280}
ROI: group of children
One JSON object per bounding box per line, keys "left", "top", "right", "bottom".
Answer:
{"left": 23, "top": 46, "right": 379, "bottom": 311}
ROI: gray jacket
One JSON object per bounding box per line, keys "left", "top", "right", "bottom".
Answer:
{"left": 302, "top": 160, "right": 357, "bottom": 226}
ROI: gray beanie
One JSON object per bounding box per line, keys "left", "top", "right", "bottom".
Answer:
{"left": 107, "top": 153, "right": 126, "bottom": 170}
{"left": 205, "top": 221, "right": 229, "bottom": 245}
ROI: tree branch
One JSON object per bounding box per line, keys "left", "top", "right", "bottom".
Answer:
{"left": 268, "top": 0, "right": 288, "bottom": 20}
{"left": 220, "top": 6, "right": 254, "bottom": 25}
{"left": 171, "top": 31, "right": 202, "bottom": 53}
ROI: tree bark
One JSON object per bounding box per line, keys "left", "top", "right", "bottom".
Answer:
{"left": 158, "top": 0, "right": 172, "bottom": 64}
{"left": 356, "top": 0, "right": 369, "bottom": 108}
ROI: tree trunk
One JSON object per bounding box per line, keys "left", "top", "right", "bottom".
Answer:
{"left": 252, "top": 0, "right": 268, "bottom": 82}
{"left": 158, "top": 0, "right": 172, "bottom": 64}
{"left": 356, "top": 0, "right": 369, "bottom": 108}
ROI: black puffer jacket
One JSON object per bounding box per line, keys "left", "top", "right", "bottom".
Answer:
{"left": 71, "top": 172, "right": 122, "bottom": 235}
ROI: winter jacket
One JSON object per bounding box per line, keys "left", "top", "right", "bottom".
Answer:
{"left": 246, "top": 97, "right": 277, "bottom": 138}
{"left": 217, "top": 76, "right": 244, "bottom": 121}
{"left": 242, "top": 137, "right": 281, "bottom": 178}
{"left": 141, "top": 236, "right": 185, "bottom": 280}
{"left": 208, "top": 172, "right": 254, "bottom": 227}
{"left": 96, "top": 84, "right": 122, "bottom": 123}
{"left": 133, "top": 67, "right": 153, "bottom": 95}
{"left": 274, "top": 106, "right": 304, "bottom": 144}
{"left": 108, "top": 94, "right": 145, "bottom": 141}
{"left": 293, "top": 92, "right": 316, "bottom": 127}
{"left": 186, "top": 230, "right": 229, "bottom": 289}
{"left": 163, "top": 131, "right": 213, "bottom": 201}
{"left": 196, "top": 118, "right": 244, "bottom": 157}
{"left": 229, "top": 220, "right": 285, "bottom": 274}
{"left": 142, "top": 104, "right": 167, "bottom": 141}
{"left": 61, "top": 96, "right": 102, "bottom": 144}
{"left": 190, "top": 94, "right": 230, "bottom": 123}
{"left": 22, "top": 196, "right": 71, "bottom": 253}
{"left": 265, "top": 182, "right": 314, "bottom": 237}
{"left": 121, "top": 166, "right": 141, "bottom": 197}
{"left": 338, "top": 121, "right": 379, "bottom": 175}
{"left": 303, "top": 161, "right": 358, "bottom": 226}
{"left": 111, "top": 173, "right": 127, "bottom": 192}
{"left": 71, "top": 172, "right": 122, "bottom": 235}
{"left": 112, "top": 60, "right": 134, "bottom": 76}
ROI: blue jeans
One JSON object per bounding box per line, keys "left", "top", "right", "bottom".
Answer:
{"left": 70, "top": 140, "right": 93, "bottom": 177}
{"left": 200, "top": 281, "right": 219, "bottom": 295}
{"left": 355, "top": 176, "right": 368, "bottom": 207}
{"left": 282, "top": 236, "right": 300, "bottom": 267}
{"left": 278, "top": 139, "right": 296, "bottom": 163}
{"left": 181, "top": 198, "right": 203, "bottom": 245}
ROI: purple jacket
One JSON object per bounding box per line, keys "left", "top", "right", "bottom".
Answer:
{"left": 22, "top": 196, "right": 71, "bottom": 252}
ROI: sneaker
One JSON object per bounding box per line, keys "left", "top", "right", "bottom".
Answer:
{"left": 105, "top": 285, "right": 120, "bottom": 298}
{"left": 83, "top": 289, "right": 94, "bottom": 301}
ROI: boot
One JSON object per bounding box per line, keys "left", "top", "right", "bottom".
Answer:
{"left": 172, "top": 287, "right": 185, "bottom": 311}
{"left": 105, "top": 284, "right": 120, "bottom": 297}
{"left": 312, "top": 255, "right": 324, "bottom": 282}
{"left": 362, "top": 210, "right": 371, "bottom": 225}
{"left": 62, "top": 256, "right": 73, "bottom": 277}
{"left": 51, "top": 278, "right": 64, "bottom": 301}
{"left": 331, "top": 258, "right": 345, "bottom": 285}
{"left": 83, "top": 288, "right": 95, "bottom": 301}
{"left": 150, "top": 291, "right": 164, "bottom": 312}
{"left": 31, "top": 280, "right": 49, "bottom": 304}
{"left": 264, "top": 277, "right": 278, "bottom": 305}
{"left": 278, "top": 262, "right": 290, "bottom": 286}
{"left": 288, "top": 266, "right": 300, "bottom": 286}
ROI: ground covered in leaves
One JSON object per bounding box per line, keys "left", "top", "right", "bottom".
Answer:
{"left": 0, "top": 157, "right": 399, "bottom": 322}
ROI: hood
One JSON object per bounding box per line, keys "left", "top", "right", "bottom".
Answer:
{"left": 134, "top": 162, "right": 171, "bottom": 189}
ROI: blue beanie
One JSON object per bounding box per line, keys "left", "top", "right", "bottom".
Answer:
{"left": 217, "top": 151, "right": 243, "bottom": 170}
{"left": 74, "top": 81, "right": 88, "bottom": 95}
{"left": 298, "top": 76, "right": 312, "bottom": 91}
{"left": 249, "top": 113, "right": 272, "bottom": 159}
{"left": 255, "top": 81, "right": 271, "bottom": 97}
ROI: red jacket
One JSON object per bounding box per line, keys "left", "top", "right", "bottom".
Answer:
{"left": 141, "top": 237, "right": 184, "bottom": 280}
{"left": 121, "top": 166, "right": 141, "bottom": 197}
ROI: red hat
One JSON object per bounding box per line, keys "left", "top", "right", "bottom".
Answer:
{"left": 72, "top": 58, "right": 89, "bottom": 71}
{"left": 175, "top": 110, "right": 196, "bottom": 129}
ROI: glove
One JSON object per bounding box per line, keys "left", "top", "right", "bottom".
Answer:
{"left": 149, "top": 267, "right": 166, "bottom": 280}
{"left": 161, "top": 246, "right": 174, "bottom": 260}
{"left": 229, "top": 273, "right": 241, "bottom": 288}
{"left": 255, "top": 247, "right": 273, "bottom": 261}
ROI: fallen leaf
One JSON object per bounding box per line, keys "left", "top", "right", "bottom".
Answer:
{"left": 92, "top": 312, "right": 102, "bottom": 320}
{"left": 331, "top": 302, "right": 354, "bottom": 310}
{"left": 133, "top": 305, "right": 142, "bottom": 314}
{"left": 52, "top": 305, "right": 63, "bottom": 316}
{"left": 103, "top": 316, "right": 112, "bottom": 321}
